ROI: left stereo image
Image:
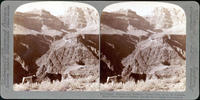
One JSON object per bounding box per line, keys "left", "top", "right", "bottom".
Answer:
{"left": 13, "top": 1, "right": 100, "bottom": 91}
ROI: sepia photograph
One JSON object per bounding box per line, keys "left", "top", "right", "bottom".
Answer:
{"left": 13, "top": 1, "right": 186, "bottom": 92}
{"left": 1, "top": 0, "right": 199, "bottom": 99}
{"left": 13, "top": 1, "right": 100, "bottom": 91}
{"left": 100, "top": 2, "right": 186, "bottom": 91}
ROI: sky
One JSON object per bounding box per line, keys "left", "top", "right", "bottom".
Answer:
{"left": 15, "top": 1, "right": 96, "bottom": 16}
{"left": 103, "top": 2, "right": 185, "bottom": 16}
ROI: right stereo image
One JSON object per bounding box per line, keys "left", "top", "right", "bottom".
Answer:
{"left": 100, "top": 2, "right": 186, "bottom": 91}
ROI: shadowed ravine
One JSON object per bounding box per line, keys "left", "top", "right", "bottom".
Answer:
{"left": 100, "top": 34, "right": 139, "bottom": 83}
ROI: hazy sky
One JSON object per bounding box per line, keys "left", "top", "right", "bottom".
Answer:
{"left": 103, "top": 2, "right": 185, "bottom": 16}
{"left": 15, "top": 1, "right": 96, "bottom": 16}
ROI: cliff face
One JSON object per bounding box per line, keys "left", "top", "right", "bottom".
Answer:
{"left": 14, "top": 34, "right": 52, "bottom": 78}
{"left": 36, "top": 34, "right": 99, "bottom": 78}
{"left": 100, "top": 34, "right": 138, "bottom": 82}
{"left": 100, "top": 10, "right": 186, "bottom": 83}
{"left": 60, "top": 7, "right": 99, "bottom": 30}
{"left": 14, "top": 10, "right": 69, "bottom": 33}
{"left": 13, "top": 9, "right": 99, "bottom": 83}
{"left": 14, "top": 33, "right": 99, "bottom": 83}
{"left": 101, "top": 10, "right": 154, "bottom": 33}
{"left": 121, "top": 34, "right": 185, "bottom": 75}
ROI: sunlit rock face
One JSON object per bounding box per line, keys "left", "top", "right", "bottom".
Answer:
{"left": 101, "top": 10, "right": 154, "bottom": 33}
{"left": 36, "top": 34, "right": 99, "bottom": 79}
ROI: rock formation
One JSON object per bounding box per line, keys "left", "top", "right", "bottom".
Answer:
{"left": 13, "top": 9, "right": 99, "bottom": 83}
{"left": 100, "top": 10, "right": 186, "bottom": 83}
